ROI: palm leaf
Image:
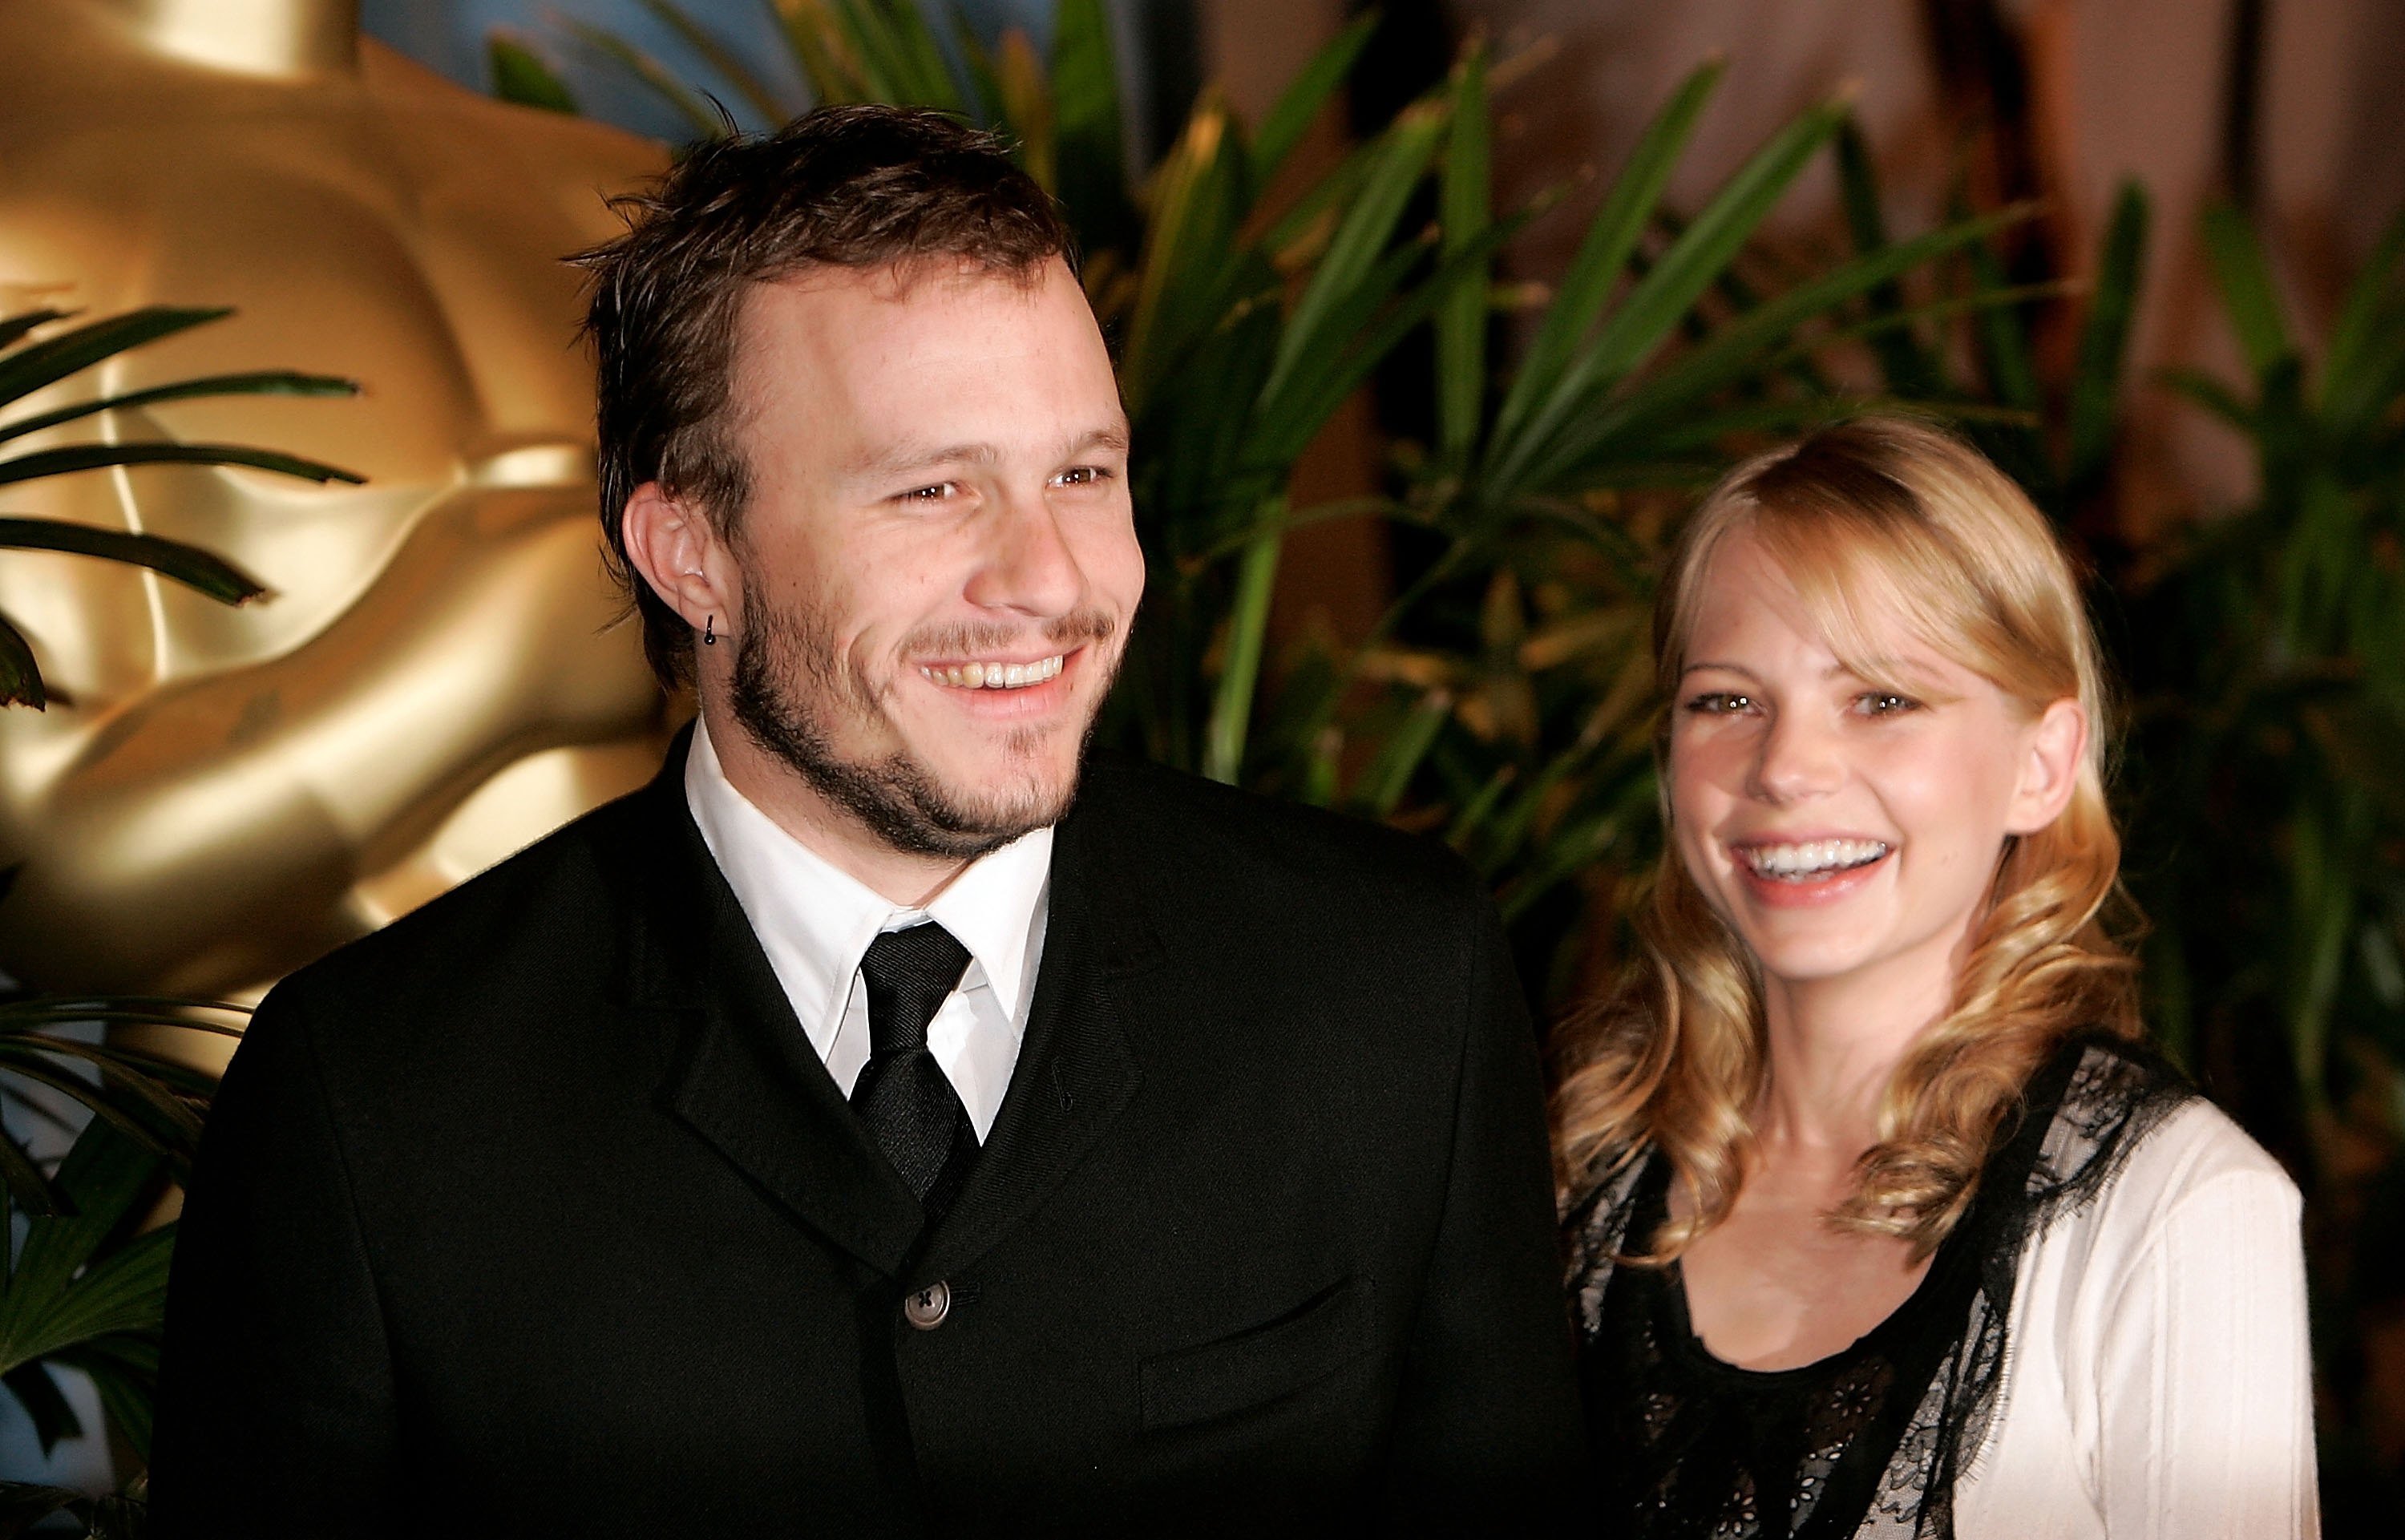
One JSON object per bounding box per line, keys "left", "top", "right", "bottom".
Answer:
{"left": 0, "top": 1135, "right": 58, "bottom": 1220}
{"left": 1353, "top": 690, "right": 1453, "bottom": 817}
{"left": 0, "top": 518, "right": 269, "bottom": 605}
{"left": 0, "top": 612, "right": 39, "bottom": 709}
{"left": 564, "top": 18, "right": 729, "bottom": 139}
{"left": 1834, "top": 118, "right": 1944, "bottom": 397}
{"left": 1435, "top": 46, "right": 1491, "bottom": 462}
{"left": 773, "top": 0, "right": 871, "bottom": 103}
{"left": 636, "top": 0, "right": 795, "bottom": 124}
{"left": 1526, "top": 206, "right": 2032, "bottom": 491}
{"left": 1491, "top": 59, "right": 1724, "bottom": 456}
{"left": 1120, "top": 96, "right": 1245, "bottom": 412}
{"left": 2319, "top": 205, "right": 2405, "bottom": 434}
{"left": 0, "top": 443, "right": 362, "bottom": 487}
{"left": 0, "top": 308, "right": 232, "bottom": 410}
{"left": 1254, "top": 214, "right": 1527, "bottom": 468}
{"left": 0, "top": 310, "right": 71, "bottom": 353}
{"left": 988, "top": 29, "right": 1055, "bottom": 189}
{"left": 1051, "top": 0, "right": 1134, "bottom": 256}
{"left": 0, "top": 524, "right": 273, "bottom": 620}
{"left": 0, "top": 369, "right": 356, "bottom": 447}
{"left": 0, "top": 1121, "right": 167, "bottom": 1372}
{"left": 2201, "top": 200, "right": 2293, "bottom": 378}
{"left": 1202, "top": 513, "right": 1283, "bottom": 784}
{"left": 1965, "top": 228, "right": 2042, "bottom": 415}
{"left": 1251, "top": 10, "right": 1381, "bottom": 191}
{"left": 823, "top": 0, "right": 959, "bottom": 107}
{"left": 487, "top": 32, "right": 580, "bottom": 115}
{"left": 2065, "top": 182, "right": 2149, "bottom": 489}
{"left": 1489, "top": 88, "right": 1849, "bottom": 492}
{"left": 1260, "top": 100, "right": 1446, "bottom": 407}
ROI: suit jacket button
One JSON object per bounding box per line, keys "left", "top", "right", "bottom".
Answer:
{"left": 903, "top": 1280, "right": 951, "bottom": 1330}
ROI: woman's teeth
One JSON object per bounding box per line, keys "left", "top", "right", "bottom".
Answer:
{"left": 1740, "top": 839, "right": 1890, "bottom": 880}
{"left": 920, "top": 655, "right": 1065, "bottom": 690}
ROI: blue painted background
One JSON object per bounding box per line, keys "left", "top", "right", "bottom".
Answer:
{"left": 360, "top": 1, "right": 1194, "bottom": 161}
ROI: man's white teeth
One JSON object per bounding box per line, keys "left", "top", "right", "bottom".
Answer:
{"left": 920, "top": 655, "right": 1065, "bottom": 690}
{"left": 1741, "top": 839, "right": 1890, "bottom": 879}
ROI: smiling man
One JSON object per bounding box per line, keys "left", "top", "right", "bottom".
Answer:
{"left": 152, "top": 108, "right": 1584, "bottom": 1537}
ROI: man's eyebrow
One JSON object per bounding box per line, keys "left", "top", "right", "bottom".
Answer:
{"left": 851, "top": 442, "right": 999, "bottom": 483}
{"left": 1069, "top": 422, "right": 1131, "bottom": 458}
{"left": 847, "top": 423, "right": 1130, "bottom": 484}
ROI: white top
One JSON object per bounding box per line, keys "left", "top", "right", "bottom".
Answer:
{"left": 1954, "top": 1097, "right": 2319, "bottom": 1538}
{"left": 681, "top": 717, "right": 1052, "bottom": 1140}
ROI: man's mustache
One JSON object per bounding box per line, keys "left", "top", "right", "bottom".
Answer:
{"left": 900, "top": 609, "right": 1118, "bottom": 661}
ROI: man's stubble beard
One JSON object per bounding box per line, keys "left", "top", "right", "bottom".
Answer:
{"left": 728, "top": 568, "right": 1118, "bottom": 860}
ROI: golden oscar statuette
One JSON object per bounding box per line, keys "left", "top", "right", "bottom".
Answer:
{"left": 0, "top": 0, "right": 676, "bottom": 1031}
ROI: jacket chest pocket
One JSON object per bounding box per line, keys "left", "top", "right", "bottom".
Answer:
{"left": 1137, "top": 1277, "right": 1373, "bottom": 1431}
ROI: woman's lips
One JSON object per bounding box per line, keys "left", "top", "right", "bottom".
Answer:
{"left": 1728, "top": 838, "right": 1894, "bottom": 908}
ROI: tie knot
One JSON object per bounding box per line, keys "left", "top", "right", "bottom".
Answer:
{"left": 859, "top": 922, "right": 972, "bottom": 1053}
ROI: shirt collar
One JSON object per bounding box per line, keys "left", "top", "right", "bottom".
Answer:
{"left": 683, "top": 716, "right": 1053, "bottom": 1051}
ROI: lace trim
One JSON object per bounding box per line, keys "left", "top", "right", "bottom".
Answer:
{"left": 1567, "top": 1029, "right": 2192, "bottom": 1539}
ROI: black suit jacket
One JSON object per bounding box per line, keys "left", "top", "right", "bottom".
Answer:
{"left": 151, "top": 746, "right": 1586, "bottom": 1535}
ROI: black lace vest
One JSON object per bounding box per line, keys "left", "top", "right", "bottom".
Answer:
{"left": 1564, "top": 1032, "right": 2192, "bottom": 1539}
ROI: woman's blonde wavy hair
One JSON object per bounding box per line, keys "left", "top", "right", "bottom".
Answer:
{"left": 1551, "top": 414, "right": 2141, "bottom": 1260}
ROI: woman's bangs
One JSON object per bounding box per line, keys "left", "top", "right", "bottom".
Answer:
{"left": 1744, "top": 504, "right": 2002, "bottom": 698}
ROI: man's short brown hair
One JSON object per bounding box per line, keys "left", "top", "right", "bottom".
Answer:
{"left": 575, "top": 105, "right": 1076, "bottom": 689}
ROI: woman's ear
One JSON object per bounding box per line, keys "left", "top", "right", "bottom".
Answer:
{"left": 2006, "top": 697, "right": 2088, "bottom": 835}
{"left": 620, "top": 483, "right": 733, "bottom": 633}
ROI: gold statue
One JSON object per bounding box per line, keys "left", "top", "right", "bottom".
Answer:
{"left": 0, "top": 0, "right": 673, "bottom": 1010}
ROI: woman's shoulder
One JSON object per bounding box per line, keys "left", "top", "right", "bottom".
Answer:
{"left": 2083, "top": 1095, "right": 2300, "bottom": 1235}
{"left": 2015, "top": 1039, "right": 2301, "bottom": 1274}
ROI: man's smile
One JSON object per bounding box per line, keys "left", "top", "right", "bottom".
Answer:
{"left": 917, "top": 653, "right": 1067, "bottom": 689}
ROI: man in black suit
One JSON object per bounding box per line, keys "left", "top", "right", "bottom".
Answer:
{"left": 152, "top": 107, "right": 1585, "bottom": 1536}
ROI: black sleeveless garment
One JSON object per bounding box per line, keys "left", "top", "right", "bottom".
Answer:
{"left": 1564, "top": 1032, "right": 2192, "bottom": 1539}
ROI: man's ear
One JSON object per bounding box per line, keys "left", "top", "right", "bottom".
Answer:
{"left": 620, "top": 482, "right": 733, "bottom": 632}
{"left": 2006, "top": 697, "right": 2088, "bottom": 835}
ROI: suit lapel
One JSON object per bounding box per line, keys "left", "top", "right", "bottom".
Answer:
{"left": 620, "top": 745, "right": 925, "bottom": 1279}
{"left": 616, "top": 738, "right": 1153, "bottom": 1283}
{"left": 918, "top": 782, "right": 1151, "bottom": 1279}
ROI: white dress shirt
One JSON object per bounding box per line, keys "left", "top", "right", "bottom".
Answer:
{"left": 681, "top": 717, "right": 1052, "bottom": 1141}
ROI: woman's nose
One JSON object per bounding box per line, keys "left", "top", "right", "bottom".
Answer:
{"left": 1748, "top": 709, "right": 1845, "bottom": 802}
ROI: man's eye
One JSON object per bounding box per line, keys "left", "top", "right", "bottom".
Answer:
{"left": 1684, "top": 692, "right": 1752, "bottom": 715}
{"left": 1053, "top": 465, "right": 1111, "bottom": 487}
{"left": 895, "top": 482, "right": 958, "bottom": 504}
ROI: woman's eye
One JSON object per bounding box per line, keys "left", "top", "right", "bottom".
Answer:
{"left": 1684, "top": 692, "right": 1753, "bottom": 715}
{"left": 1857, "top": 691, "right": 1920, "bottom": 716}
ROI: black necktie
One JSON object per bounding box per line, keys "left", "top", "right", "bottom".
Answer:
{"left": 850, "top": 922, "right": 980, "bottom": 1226}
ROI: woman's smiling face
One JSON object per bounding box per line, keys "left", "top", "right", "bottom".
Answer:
{"left": 1666, "top": 528, "right": 2084, "bottom": 1008}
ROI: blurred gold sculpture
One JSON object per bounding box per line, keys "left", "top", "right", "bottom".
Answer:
{"left": 0, "top": 0, "right": 673, "bottom": 1003}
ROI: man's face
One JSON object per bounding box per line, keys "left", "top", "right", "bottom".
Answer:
{"left": 718, "top": 257, "right": 1142, "bottom": 857}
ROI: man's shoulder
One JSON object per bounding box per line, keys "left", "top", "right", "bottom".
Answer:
{"left": 1072, "top": 753, "right": 1481, "bottom": 916}
{"left": 269, "top": 782, "right": 665, "bottom": 1018}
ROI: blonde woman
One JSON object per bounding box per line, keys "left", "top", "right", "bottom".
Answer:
{"left": 1554, "top": 417, "right": 2317, "bottom": 1539}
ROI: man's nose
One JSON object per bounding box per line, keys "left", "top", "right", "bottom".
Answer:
{"left": 965, "top": 487, "right": 1088, "bottom": 617}
{"left": 1748, "top": 709, "right": 1844, "bottom": 802}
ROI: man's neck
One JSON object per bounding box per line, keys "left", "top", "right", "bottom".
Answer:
{"left": 101, "top": 0, "right": 360, "bottom": 77}
{"left": 703, "top": 708, "right": 971, "bottom": 909}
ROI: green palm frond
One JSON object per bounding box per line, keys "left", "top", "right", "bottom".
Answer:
{"left": 0, "top": 305, "right": 360, "bottom": 708}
